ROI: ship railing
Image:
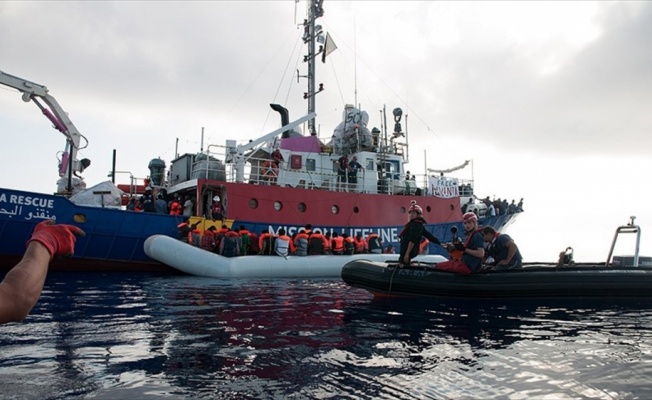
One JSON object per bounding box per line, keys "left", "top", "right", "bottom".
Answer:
{"left": 191, "top": 148, "right": 437, "bottom": 196}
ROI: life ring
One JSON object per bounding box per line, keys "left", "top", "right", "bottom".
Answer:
{"left": 261, "top": 160, "right": 279, "bottom": 180}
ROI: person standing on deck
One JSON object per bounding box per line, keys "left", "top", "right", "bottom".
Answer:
{"left": 348, "top": 156, "right": 364, "bottom": 192}
{"left": 155, "top": 194, "right": 168, "bottom": 214}
{"left": 337, "top": 154, "right": 349, "bottom": 192}
{"left": 169, "top": 194, "right": 182, "bottom": 216}
{"left": 183, "top": 195, "right": 193, "bottom": 217}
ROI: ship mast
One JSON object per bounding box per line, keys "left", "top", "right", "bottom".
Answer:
{"left": 302, "top": 0, "right": 324, "bottom": 136}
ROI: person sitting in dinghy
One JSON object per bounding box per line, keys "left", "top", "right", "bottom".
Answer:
{"left": 435, "top": 212, "right": 485, "bottom": 275}
{"left": 481, "top": 226, "right": 522, "bottom": 270}
{"left": 398, "top": 201, "right": 441, "bottom": 266}
{"left": 274, "top": 228, "right": 295, "bottom": 257}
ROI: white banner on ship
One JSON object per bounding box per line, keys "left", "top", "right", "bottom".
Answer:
{"left": 429, "top": 176, "right": 459, "bottom": 198}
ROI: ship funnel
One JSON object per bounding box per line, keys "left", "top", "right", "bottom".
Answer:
{"left": 270, "top": 104, "right": 291, "bottom": 138}
{"left": 148, "top": 158, "right": 166, "bottom": 186}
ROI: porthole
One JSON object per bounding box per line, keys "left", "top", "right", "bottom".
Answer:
{"left": 426, "top": 206, "right": 432, "bottom": 213}
{"left": 449, "top": 204, "right": 455, "bottom": 211}
{"left": 249, "top": 198, "right": 259, "bottom": 209}
{"left": 400, "top": 207, "right": 406, "bottom": 214}
{"left": 331, "top": 205, "right": 339, "bottom": 214}
{"left": 298, "top": 202, "right": 307, "bottom": 213}
{"left": 274, "top": 201, "right": 283, "bottom": 211}
{"left": 353, "top": 206, "right": 359, "bottom": 213}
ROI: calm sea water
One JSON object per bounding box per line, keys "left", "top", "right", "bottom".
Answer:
{"left": 1, "top": 272, "right": 652, "bottom": 399}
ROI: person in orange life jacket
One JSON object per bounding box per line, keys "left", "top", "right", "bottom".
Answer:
{"left": 342, "top": 233, "right": 355, "bottom": 255}
{"left": 354, "top": 233, "right": 366, "bottom": 253}
{"left": 482, "top": 226, "right": 522, "bottom": 269}
{"left": 248, "top": 232, "right": 260, "bottom": 254}
{"left": 303, "top": 224, "right": 312, "bottom": 236}
{"left": 211, "top": 196, "right": 224, "bottom": 220}
{"left": 190, "top": 224, "right": 202, "bottom": 247}
{"left": 366, "top": 233, "right": 383, "bottom": 254}
{"left": 238, "top": 225, "right": 251, "bottom": 255}
{"left": 398, "top": 202, "right": 441, "bottom": 266}
{"left": 169, "top": 195, "right": 182, "bottom": 216}
{"left": 323, "top": 232, "right": 332, "bottom": 254}
{"left": 293, "top": 229, "right": 310, "bottom": 256}
{"left": 211, "top": 224, "right": 228, "bottom": 251}
{"left": 331, "top": 232, "right": 345, "bottom": 255}
{"left": 259, "top": 229, "right": 276, "bottom": 255}
{"left": 307, "top": 231, "right": 328, "bottom": 255}
{"left": 219, "top": 229, "right": 240, "bottom": 257}
{"left": 419, "top": 237, "right": 430, "bottom": 255}
{"left": 201, "top": 226, "right": 217, "bottom": 251}
{"left": 274, "top": 228, "right": 295, "bottom": 257}
{"left": 0, "top": 220, "right": 85, "bottom": 324}
{"left": 177, "top": 218, "right": 201, "bottom": 243}
{"left": 436, "top": 212, "right": 485, "bottom": 274}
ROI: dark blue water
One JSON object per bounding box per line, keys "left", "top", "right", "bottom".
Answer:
{"left": 1, "top": 272, "right": 652, "bottom": 399}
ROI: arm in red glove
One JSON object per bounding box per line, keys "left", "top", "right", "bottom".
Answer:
{"left": 0, "top": 221, "right": 85, "bottom": 324}
{"left": 26, "top": 220, "right": 85, "bottom": 261}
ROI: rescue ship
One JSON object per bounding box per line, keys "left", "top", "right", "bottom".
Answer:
{"left": 0, "top": 0, "right": 519, "bottom": 272}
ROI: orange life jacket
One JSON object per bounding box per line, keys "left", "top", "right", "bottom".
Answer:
{"left": 354, "top": 237, "right": 366, "bottom": 253}
{"left": 332, "top": 236, "right": 344, "bottom": 253}
{"left": 169, "top": 200, "right": 182, "bottom": 215}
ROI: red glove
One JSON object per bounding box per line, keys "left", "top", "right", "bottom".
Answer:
{"left": 26, "top": 220, "right": 86, "bottom": 260}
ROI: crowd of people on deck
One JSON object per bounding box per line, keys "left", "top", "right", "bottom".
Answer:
{"left": 124, "top": 186, "right": 228, "bottom": 223}
{"left": 126, "top": 187, "right": 202, "bottom": 217}
{"left": 462, "top": 196, "right": 524, "bottom": 216}
{"left": 176, "top": 222, "right": 406, "bottom": 258}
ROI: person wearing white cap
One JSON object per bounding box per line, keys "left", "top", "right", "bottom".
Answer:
{"left": 211, "top": 195, "right": 224, "bottom": 220}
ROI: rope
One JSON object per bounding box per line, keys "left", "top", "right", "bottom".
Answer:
{"left": 388, "top": 264, "right": 399, "bottom": 295}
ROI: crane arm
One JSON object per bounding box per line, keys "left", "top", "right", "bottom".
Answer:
{"left": 0, "top": 70, "right": 87, "bottom": 190}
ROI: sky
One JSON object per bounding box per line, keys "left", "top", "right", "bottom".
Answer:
{"left": 1, "top": 1, "right": 651, "bottom": 262}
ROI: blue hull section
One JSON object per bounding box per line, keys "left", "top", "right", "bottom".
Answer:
{"left": 229, "top": 212, "right": 517, "bottom": 258}
{"left": 0, "top": 188, "right": 180, "bottom": 270}
{"left": 1, "top": 187, "right": 518, "bottom": 271}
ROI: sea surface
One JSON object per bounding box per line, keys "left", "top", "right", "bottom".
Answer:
{"left": 1, "top": 272, "right": 652, "bottom": 399}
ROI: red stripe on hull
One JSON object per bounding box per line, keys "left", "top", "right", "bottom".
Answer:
{"left": 201, "top": 180, "right": 460, "bottom": 227}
